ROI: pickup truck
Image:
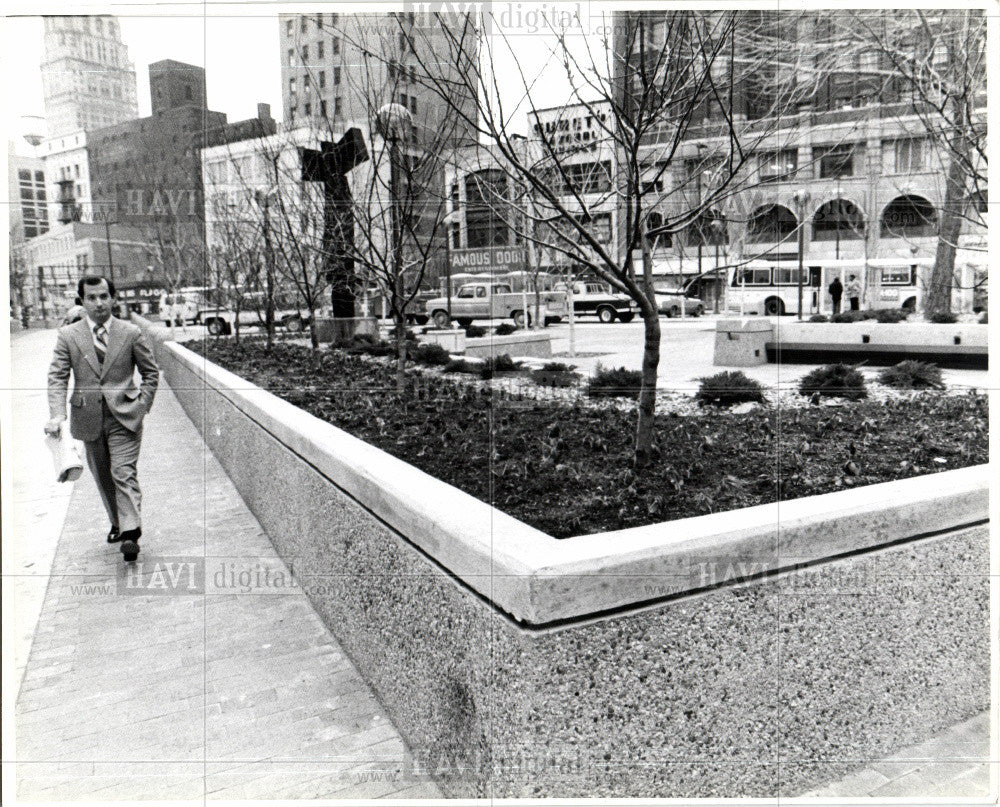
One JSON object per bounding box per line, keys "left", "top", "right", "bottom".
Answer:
{"left": 425, "top": 282, "right": 567, "bottom": 329}
{"left": 199, "top": 292, "right": 311, "bottom": 335}
{"left": 556, "top": 281, "right": 639, "bottom": 323}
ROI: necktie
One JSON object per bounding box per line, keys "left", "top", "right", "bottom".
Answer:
{"left": 94, "top": 325, "right": 108, "bottom": 364}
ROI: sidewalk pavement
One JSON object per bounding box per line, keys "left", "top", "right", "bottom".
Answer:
{"left": 13, "top": 369, "right": 442, "bottom": 800}
{"left": 802, "top": 712, "right": 993, "bottom": 798}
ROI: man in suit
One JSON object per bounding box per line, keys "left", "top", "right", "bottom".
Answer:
{"left": 45, "top": 276, "right": 159, "bottom": 562}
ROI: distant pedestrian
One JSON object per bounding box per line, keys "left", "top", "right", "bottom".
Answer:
{"left": 828, "top": 277, "right": 843, "bottom": 315}
{"left": 845, "top": 275, "right": 862, "bottom": 311}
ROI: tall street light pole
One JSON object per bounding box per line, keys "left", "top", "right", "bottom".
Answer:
{"left": 794, "top": 189, "right": 810, "bottom": 320}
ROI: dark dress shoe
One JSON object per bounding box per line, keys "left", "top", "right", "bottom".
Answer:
{"left": 119, "top": 528, "right": 141, "bottom": 562}
{"left": 107, "top": 526, "right": 122, "bottom": 543}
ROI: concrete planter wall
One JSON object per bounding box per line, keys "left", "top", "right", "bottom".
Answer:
{"left": 421, "top": 328, "right": 467, "bottom": 353}
{"left": 151, "top": 332, "right": 989, "bottom": 798}
{"left": 714, "top": 319, "right": 988, "bottom": 369}
{"left": 465, "top": 330, "right": 553, "bottom": 359}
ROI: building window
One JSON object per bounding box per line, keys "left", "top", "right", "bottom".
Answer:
{"left": 288, "top": 49, "right": 296, "bottom": 67}
{"left": 300, "top": 17, "right": 307, "bottom": 33}
{"left": 815, "top": 144, "right": 857, "bottom": 178}
{"left": 303, "top": 74, "right": 310, "bottom": 90}
{"left": 332, "top": 37, "right": 340, "bottom": 55}
{"left": 289, "top": 77, "right": 296, "bottom": 95}
{"left": 399, "top": 93, "right": 407, "bottom": 108}
{"left": 304, "top": 102, "right": 311, "bottom": 116}
{"left": 410, "top": 95, "right": 417, "bottom": 115}
{"left": 881, "top": 195, "right": 936, "bottom": 238}
{"left": 318, "top": 70, "right": 325, "bottom": 89}
{"left": 320, "top": 100, "right": 327, "bottom": 116}
{"left": 318, "top": 39, "right": 324, "bottom": 59}
{"left": 286, "top": 19, "right": 293, "bottom": 37}
{"left": 302, "top": 44, "right": 309, "bottom": 61}
{"left": 334, "top": 97, "right": 342, "bottom": 116}
{"left": 758, "top": 150, "right": 797, "bottom": 182}
{"left": 184, "top": 84, "right": 193, "bottom": 100}
{"left": 746, "top": 204, "right": 798, "bottom": 243}
{"left": 893, "top": 138, "right": 928, "bottom": 174}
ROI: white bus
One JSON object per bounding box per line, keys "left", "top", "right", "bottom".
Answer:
{"left": 725, "top": 258, "right": 974, "bottom": 316}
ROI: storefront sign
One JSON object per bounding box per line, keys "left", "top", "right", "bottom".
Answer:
{"left": 449, "top": 247, "right": 526, "bottom": 272}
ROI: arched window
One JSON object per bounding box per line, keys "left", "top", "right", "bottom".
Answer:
{"left": 812, "top": 199, "right": 865, "bottom": 241}
{"left": 746, "top": 204, "right": 797, "bottom": 243}
{"left": 880, "top": 195, "right": 936, "bottom": 238}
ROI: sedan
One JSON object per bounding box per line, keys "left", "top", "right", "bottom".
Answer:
{"left": 655, "top": 291, "right": 705, "bottom": 318}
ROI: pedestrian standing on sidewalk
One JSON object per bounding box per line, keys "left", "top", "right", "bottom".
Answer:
{"left": 44, "top": 276, "right": 159, "bottom": 562}
{"left": 845, "top": 275, "right": 862, "bottom": 311}
{"left": 828, "top": 277, "right": 843, "bottom": 315}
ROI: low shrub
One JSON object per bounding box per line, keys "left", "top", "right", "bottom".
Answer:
{"left": 480, "top": 354, "right": 524, "bottom": 379}
{"left": 409, "top": 342, "right": 452, "bottom": 366}
{"left": 587, "top": 365, "right": 643, "bottom": 399}
{"left": 531, "top": 362, "right": 579, "bottom": 388}
{"left": 872, "top": 308, "right": 909, "bottom": 323}
{"left": 495, "top": 322, "right": 518, "bottom": 336}
{"left": 696, "top": 371, "right": 766, "bottom": 408}
{"left": 979, "top": 311, "right": 988, "bottom": 324}
{"left": 809, "top": 314, "right": 829, "bottom": 323}
{"left": 443, "top": 358, "right": 481, "bottom": 374}
{"left": 831, "top": 310, "right": 876, "bottom": 323}
{"left": 879, "top": 360, "right": 944, "bottom": 390}
{"left": 798, "top": 363, "right": 868, "bottom": 400}
{"left": 465, "top": 324, "right": 487, "bottom": 338}
{"left": 928, "top": 311, "right": 959, "bottom": 324}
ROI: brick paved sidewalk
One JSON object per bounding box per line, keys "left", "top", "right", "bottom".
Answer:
{"left": 14, "top": 378, "right": 441, "bottom": 800}
{"left": 802, "top": 712, "right": 993, "bottom": 798}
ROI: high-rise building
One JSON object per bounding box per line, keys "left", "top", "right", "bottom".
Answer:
{"left": 277, "top": 12, "right": 478, "bottom": 145}
{"left": 40, "top": 15, "right": 139, "bottom": 137}
{"left": 8, "top": 142, "right": 50, "bottom": 241}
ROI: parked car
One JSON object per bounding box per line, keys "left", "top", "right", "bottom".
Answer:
{"left": 555, "top": 281, "right": 638, "bottom": 323}
{"left": 158, "top": 287, "right": 213, "bottom": 326}
{"left": 652, "top": 278, "right": 705, "bottom": 317}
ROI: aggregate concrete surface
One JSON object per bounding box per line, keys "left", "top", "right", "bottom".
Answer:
{"left": 9, "top": 328, "right": 440, "bottom": 800}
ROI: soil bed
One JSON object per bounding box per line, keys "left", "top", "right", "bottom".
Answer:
{"left": 190, "top": 339, "right": 988, "bottom": 539}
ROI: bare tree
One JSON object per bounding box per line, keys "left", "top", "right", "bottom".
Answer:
{"left": 405, "top": 10, "right": 833, "bottom": 464}
{"left": 328, "top": 20, "right": 472, "bottom": 391}
{"left": 848, "top": 10, "right": 986, "bottom": 314}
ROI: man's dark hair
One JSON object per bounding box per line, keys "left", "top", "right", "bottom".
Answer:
{"left": 77, "top": 275, "right": 116, "bottom": 299}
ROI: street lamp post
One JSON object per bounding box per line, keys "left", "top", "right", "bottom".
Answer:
{"left": 376, "top": 103, "right": 414, "bottom": 334}
{"left": 793, "top": 189, "right": 811, "bottom": 320}
{"left": 104, "top": 218, "right": 116, "bottom": 285}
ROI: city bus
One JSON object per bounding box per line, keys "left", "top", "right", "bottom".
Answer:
{"left": 725, "top": 258, "right": 974, "bottom": 316}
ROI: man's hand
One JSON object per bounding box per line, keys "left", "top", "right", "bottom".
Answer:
{"left": 44, "top": 418, "right": 64, "bottom": 437}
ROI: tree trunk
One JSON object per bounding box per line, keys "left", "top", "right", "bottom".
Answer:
{"left": 634, "top": 308, "right": 662, "bottom": 468}
{"left": 308, "top": 308, "right": 319, "bottom": 351}
{"left": 924, "top": 149, "right": 967, "bottom": 316}
{"left": 394, "top": 312, "right": 407, "bottom": 394}
{"left": 634, "top": 237, "right": 661, "bottom": 467}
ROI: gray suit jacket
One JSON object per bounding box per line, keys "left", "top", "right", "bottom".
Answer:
{"left": 48, "top": 317, "right": 160, "bottom": 441}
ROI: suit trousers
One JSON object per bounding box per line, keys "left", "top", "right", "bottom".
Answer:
{"left": 84, "top": 399, "right": 143, "bottom": 532}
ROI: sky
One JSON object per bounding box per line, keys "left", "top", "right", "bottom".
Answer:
{"left": 1, "top": 1, "right": 603, "bottom": 151}
{"left": 2, "top": 9, "right": 284, "bottom": 146}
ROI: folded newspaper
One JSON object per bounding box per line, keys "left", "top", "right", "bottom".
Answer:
{"left": 45, "top": 433, "right": 84, "bottom": 483}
